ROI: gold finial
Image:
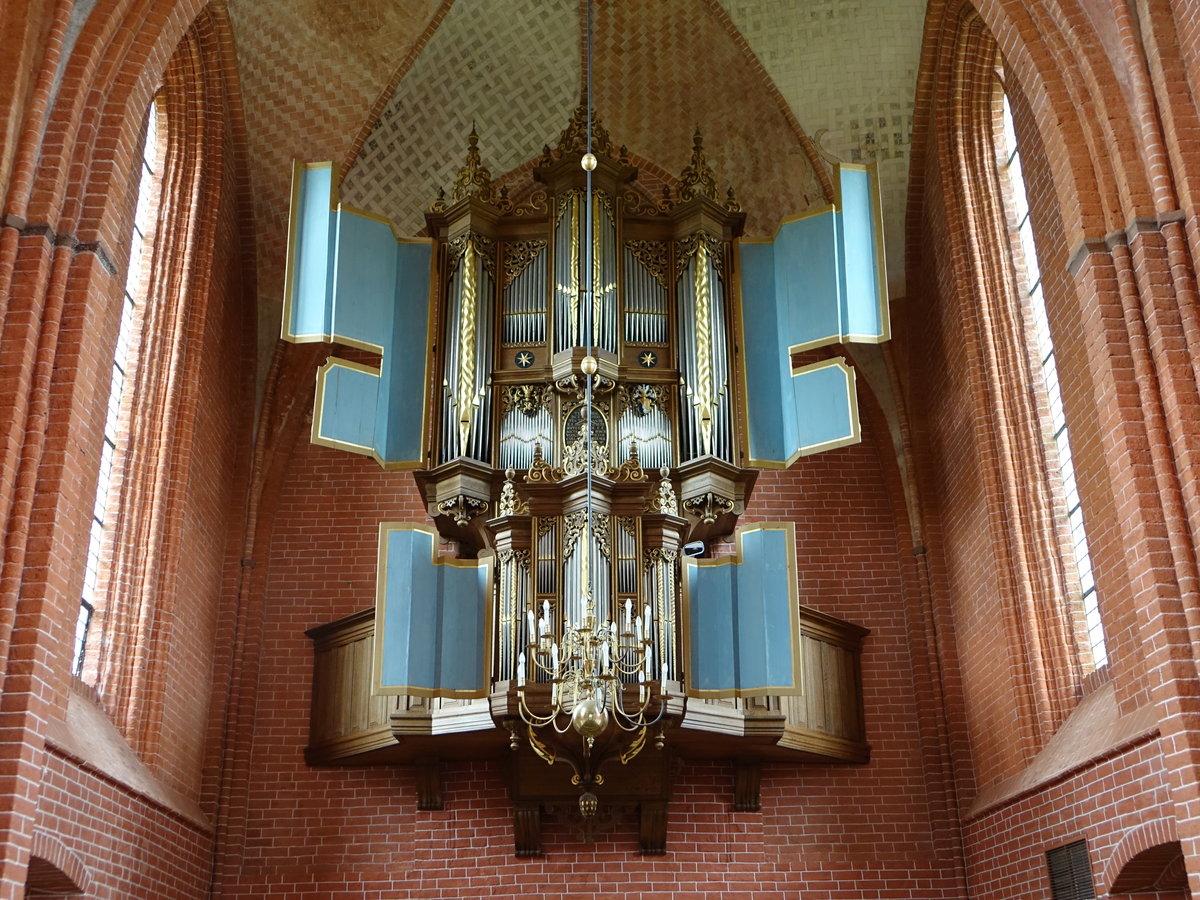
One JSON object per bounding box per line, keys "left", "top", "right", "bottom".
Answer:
{"left": 429, "top": 186, "right": 447, "bottom": 212}
{"left": 647, "top": 466, "right": 678, "bottom": 515}
{"left": 498, "top": 468, "right": 528, "bottom": 516}
{"left": 726, "top": 186, "right": 741, "bottom": 212}
{"left": 450, "top": 123, "right": 496, "bottom": 204}
{"left": 678, "top": 127, "right": 719, "bottom": 201}
{"left": 554, "top": 101, "right": 614, "bottom": 157}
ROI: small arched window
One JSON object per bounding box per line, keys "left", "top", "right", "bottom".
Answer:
{"left": 996, "top": 88, "right": 1107, "bottom": 670}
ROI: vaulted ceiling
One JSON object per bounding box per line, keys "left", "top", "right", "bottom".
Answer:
{"left": 224, "top": 0, "right": 926, "bottom": 378}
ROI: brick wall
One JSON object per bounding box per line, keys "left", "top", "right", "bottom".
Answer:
{"left": 0, "top": 2, "right": 249, "bottom": 897}
{"left": 6, "top": 0, "right": 1200, "bottom": 896}
{"left": 907, "top": 0, "right": 1200, "bottom": 894}
{"left": 207, "top": 419, "right": 967, "bottom": 898}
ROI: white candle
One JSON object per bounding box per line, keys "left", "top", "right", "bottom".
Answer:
{"left": 517, "top": 652, "right": 526, "bottom": 686}
{"left": 527, "top": 609, "right": 536, "bottom": 642}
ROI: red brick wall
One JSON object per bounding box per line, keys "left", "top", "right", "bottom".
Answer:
{"left": 0, "top": 2, "right": 249, "bottom": 897}
{"left": 8, "top": 0, "right": 1200, "bottom": 896}
{"left": 209, "top": 406, "right": 967, "bottom": 897}
{"left": 906, "top": 0, "right": 1200, "bottom": 894}
{"left": 35, "top": 747, "right": 213, "bottom": 899}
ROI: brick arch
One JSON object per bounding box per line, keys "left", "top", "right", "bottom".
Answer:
{"left": 25, "top": 828, "right": 90, "bottom": 895}
{"left": 18, "top": 0, "right": 206, "bottom": 238}
{"left": 1098, "top": 818, "right": 1186, "bottom": 895}
{"left": 911, "top": 0, "right": 1153, "bottom": 256}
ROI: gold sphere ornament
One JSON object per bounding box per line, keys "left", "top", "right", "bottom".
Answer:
{"left": 579, "top": 791, "right": 599, "bottom": 818}
{"left": 571, "top": 696, "right": 609, "bottom": 737}
{"left": 580, "top": 355, "right": 598, "bottom": 376}
{"left": 581, "top": 152, "right": 598, "bottom": 171}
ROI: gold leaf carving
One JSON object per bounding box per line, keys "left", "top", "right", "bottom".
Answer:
{"left": 625, "top": 240, "right": 669, "bottom": 290}
{"left": 503, "top": 240, "right": 546, "bottom": 287}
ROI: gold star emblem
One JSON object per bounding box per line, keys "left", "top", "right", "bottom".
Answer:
{"left": 639, "top": 351, "right": 657, "bottom": 368}
{"left": 515, "top": 351, "right": 534, "bottom": 368}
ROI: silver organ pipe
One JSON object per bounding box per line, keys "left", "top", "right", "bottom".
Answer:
{"left": 594, "top": 199, "right": 618, "bottom": 352}
{"left": 554, "top": 192, "right": 618, "bottom": 353}
{"left": 498, "top": 386, "right": 554, "bottom": 469}
{"left": 617, "top": 385, "right": 673, "bottom": 470}
{"left": 622, "top": 245, "right": 668, "bottom": 345}
{"left": 440, "top": 241, "right": 495, "bottom": 464}
{"left": 553, "top": 196, "right": 577, "bottom": 353}
{"left": 502, "top": 242, "right": 547, "bottom": 345}
{"left": 675, "top": 245, "right": 733, "bottom": 463}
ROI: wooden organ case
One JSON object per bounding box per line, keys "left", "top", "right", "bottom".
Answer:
{"left": 304, "top": 108, "right": 870, "bottom": 856}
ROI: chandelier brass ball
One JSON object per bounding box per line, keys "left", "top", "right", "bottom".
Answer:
{"left": 579, "top": 791, "right": 599, "bottom": 818}
{"left": 580, "top": 355, "right": 598, "bottom": 375}
{"left": 571, "top": 696, "right": 609, "bottom": 737}
{"left": 581, "top": 152, "right": 598, "bottom": 171}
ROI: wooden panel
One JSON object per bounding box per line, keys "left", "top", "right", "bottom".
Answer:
{"left": 778, "top": 606, "right": 869, "bottom": 761}
{"left": 306, "top": 609, "right": 402, "bottom": 762}
{"left": 307, "top": 603, "right": 868, "bottom": 765}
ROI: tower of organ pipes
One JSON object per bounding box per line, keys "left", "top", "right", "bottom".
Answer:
{"left": 283, "top": 102, "right": 889, "bottom": 852}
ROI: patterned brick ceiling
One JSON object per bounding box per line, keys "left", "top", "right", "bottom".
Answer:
{"left": 225, "top": 0, "right": 925, "bottom": 380}
{"left": 716, "top": 0, "right": 926, "bottom": 299}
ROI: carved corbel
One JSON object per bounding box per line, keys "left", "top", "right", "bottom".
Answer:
{"left": 513, "top": 803, "right": 543, "bottom": 858}
{"left": 416, "top": 760, "right": 444, "bottom": 811}
{"left": 681, "top": 491, "right": 734, "bottom": 526}
{"left": 733, "top": 760, "right": 761, "bottom": 812}
{"left": 437, "top": 494, "right": 489, "bottom": 527}
{"left": 639, "top": 801, "right": 668, "bottom": 855}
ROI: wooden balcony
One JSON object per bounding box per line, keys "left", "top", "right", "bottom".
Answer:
{"left": 306, "top": 604, "right": 868, "bottom": 767}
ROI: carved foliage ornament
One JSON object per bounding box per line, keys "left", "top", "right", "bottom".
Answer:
{"left": 503, "top": 240, "right": 547, "bottom": 287}
{"left": 645, "top": 468, "right": 679, "bottom": 516}
{"left": 678, "top": 128, "right": 719, "bottom": 202}
{"left": 552, "top": 101, "right": 615, "bottom": 159}
{"left": 450, "top": 126, "right": 497, "bottom": 204}
{"left": 619, "top": 383, "right": 667, "bottom": 417}
{"left": 625, "top": 240, "right": 670, "bottom": 291}
{"left": 498, "top": 469, "right": 530, "bottom": 516}
{"left": 448, "top": 232, "right": 497, "bottom": 282}
{"left": 674, "top": 233, "right": 725, "bottom": 281}
{"left": 681, "top": 491, "right": 734, "bottom": 525}
{"left": 502, "top": 384, "right": 551, "bottom": 417}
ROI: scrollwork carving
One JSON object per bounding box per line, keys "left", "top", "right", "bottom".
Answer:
{"left": 437, "top": 494, "right": 490, "bottom": 527}
{"left": 503, "top": 240, "right": 547, "bottom": 287}
{"left": 625, "top": 240, "right": 669, "bottom": 290}
{"left": 610, "top": 441, "right": 647, "bottom": 482}
{"left": 526, "top": 443, "right": 564, "bottom": 483}
{"left": 502, "top": 384, "right": 551, "bottom": 417}
{"left": 681, "top": 491, "right": 734, "bottom": 525}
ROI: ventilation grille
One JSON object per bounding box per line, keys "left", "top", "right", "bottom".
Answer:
{"left": 1047, "top": 840, "right": 1096, "bottom": 900}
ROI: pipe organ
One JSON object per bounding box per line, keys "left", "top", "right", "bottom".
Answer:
{"left": 287, "top": 104, "right": 883, "bottom": 854}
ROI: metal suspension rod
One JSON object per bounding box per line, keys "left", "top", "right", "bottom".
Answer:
{"left": 584, "top": 0, "right": 596, "bottom": 617}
